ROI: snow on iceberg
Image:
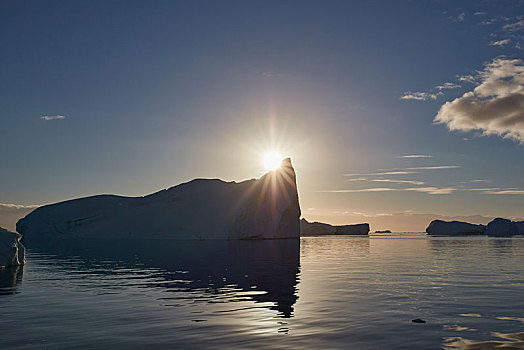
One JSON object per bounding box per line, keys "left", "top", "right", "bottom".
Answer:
{"left": 0, "top": 227, "right": 25, "bottom": 267}
{"left": 17, "top": 158, "right": 301, "bottom": 240}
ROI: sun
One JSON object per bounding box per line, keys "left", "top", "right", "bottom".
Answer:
{"left": 263, "top": 151, "right": 284, "bottom": 171}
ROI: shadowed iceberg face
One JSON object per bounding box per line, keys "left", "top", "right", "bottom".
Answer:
{"left": 25, "top": 238, "right": 300, "bottom": 318}
{"left": 17, "top": 158, "right": 301, "bottom": 240}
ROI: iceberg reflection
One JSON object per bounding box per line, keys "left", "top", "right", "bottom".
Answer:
{"left": 27, "top": 238, "right": 300, "bottom": 318}
{"left": 0, "top": 265, "right": 24, "bottom": 295}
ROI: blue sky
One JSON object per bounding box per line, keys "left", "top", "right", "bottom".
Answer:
{"left": 1, "top": 0, "right": 523, "bottom": 230}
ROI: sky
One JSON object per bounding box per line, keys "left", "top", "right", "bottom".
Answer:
{"left": 1, "top": 0, "right": 523, "bottom": 231}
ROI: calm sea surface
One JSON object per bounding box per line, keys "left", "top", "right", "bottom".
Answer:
{"left": 1, "top": 235, "right": 523, "bottom": 349}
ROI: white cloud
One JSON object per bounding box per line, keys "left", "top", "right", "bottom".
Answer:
{"left": 474, "top": 12, "right": 486, "bottom": 16}
{"left": 400, "top": 154, "right": 432, "bottom": 158}
{"left": 503, "top": 20, "right": 524, "bottom": 32}
{"left": 401, "top": 91, "right": 442, "bottom": 101}
{"left": 436, "top": 82, "right": 461, "bottom": 90}
{"left": 457, "top": 74, "right": 477, "bottom": 83}
{"left": 435, "top": 58, "right": 524, "bottom": 143}
{"left": 0, "top": 203, "right": 39, "bottom": 210}
{"left": 489, "top": 39, "right": 511, "bottom": 46}
{"left": 41, "top": 115, "right": 66, "bottom": 121}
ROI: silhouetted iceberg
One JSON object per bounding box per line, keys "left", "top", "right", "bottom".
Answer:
{"left": 486, "top": 218, "right": 524, "bottom": 237}
{"left": 425, "top": 220, "right": 486, "bottom": 236}
{"left": 300, "top": 218, "right": 369, "bottom": 236}
{"left": 0, "top": 227, "right": 25, "bottom": 267}
{"left": 17, "top": 159, "right": 301, "bottom": 241}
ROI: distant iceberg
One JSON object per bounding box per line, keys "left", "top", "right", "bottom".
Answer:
{"left": 17, "top": 158, "right": 301, "bottom": 241}
{"left": 485, "top": 218, "right": 524, "bottom": 237}
{"left": 426, "top": 218, "right": 524, "bottom": 236}
{"left": 425, "top": 220, "right": 486, "bottom": 236}
{"left": 300, "top": 218, "right": 369, "bottom": 236}
{"left": 0, "top": 227, "right": 25, "bottom": 267}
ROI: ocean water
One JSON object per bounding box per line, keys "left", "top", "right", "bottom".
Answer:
{"left": 1, "top": 235, "right": 523, "bottom": 349}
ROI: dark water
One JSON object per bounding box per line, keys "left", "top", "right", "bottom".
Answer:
{"left": 1, "top": 235, "right": 523, "bottom": 349}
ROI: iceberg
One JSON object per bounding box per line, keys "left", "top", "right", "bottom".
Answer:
{"left": 300, "top": 218, "right": 369, "bottom": 236}
{"left": 17, "top": 158, "right": 301, "bottom": 241}
{"left": 425, "top": 220, "right": 486, "bottom": 236}
{"left": 485, "top": 218, "right": 524, "bottom": 237}
{"left": 0, "top": 227, "right": 25, "bottom": 267}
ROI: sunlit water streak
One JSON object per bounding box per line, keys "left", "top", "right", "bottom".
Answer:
{"left": 0, "top": 235, "right": 523, "bottom": 349}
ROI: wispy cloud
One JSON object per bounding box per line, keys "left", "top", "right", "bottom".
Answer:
{"left": 503, "top": 20, "right": 524, "bottom": 32}
{"left": 436, "top": 82, "right": 461, "bottom": 90}
{"left": 344, "top": 165, "right": 460, "bottom": 177}
{"left": 474, "top": 12, "right": 486, "bottom": 16}
{"left": 321, "top": 188, "right": 398, "bottom": 193}
{"left": 321, "top": 186, "right": 524, "bottom": 195}
{"left": 400, "top": 154, "right": 432, "bottom": 158}
{"left": 41, "top": 115, "right": 66, "bottom": 121}
{"left": 401, "top": 91, "right": 442, "bottom": 101}
{"left": 346, "top": 177, "right": 368, "bottom": 182}
{"left": 371, "top": 179, "right": 425, "bottom": 185}
{"left": 344, "top": 171, "right": 417, "bottom": 176}
{"left": 435, "top": 58, "right": 524, "bottom": 143}
{"left": 346, "top": 177, "right": 425, "bottom": 185}
{"left": 0, "top": 203, "right": 39, "bottom": 210}
{"left": 448, "top": 12, "right": 466, "bottom": 23}
{"left": 405, "top": 186, "right": 456, "bottom": 194}
{"left": 484, "top": 189, "right": 524, "bottom": 195}
{"left": 457, "top": 74, "right": 477, "bottom": 83}
{"left": 480, "top": 19, "right": 496, "bottom": 25}
{"left": 319, "top": 186, "right": 456, "bottom": 195}
{"left": 405, "top": 165, "right": 461, "bottom": 170}
{"left": 261, "top": 71, "right": 284, "bottom": 78}
{"left": 489, "top": 39, "right": 511, "bottom": 46}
